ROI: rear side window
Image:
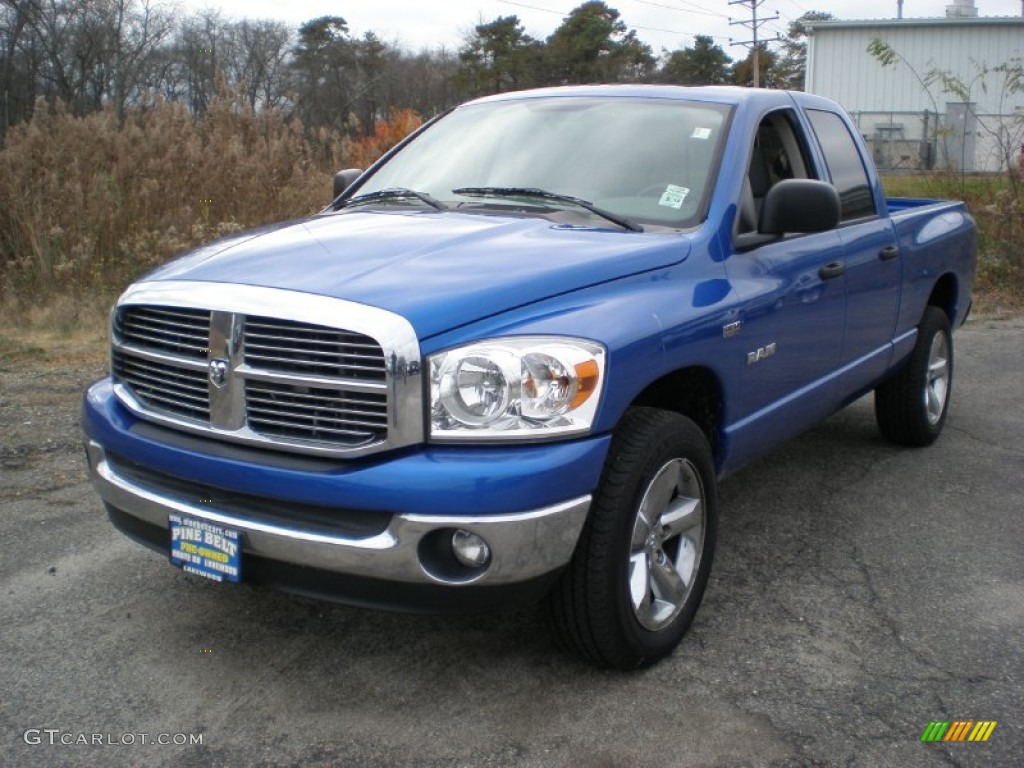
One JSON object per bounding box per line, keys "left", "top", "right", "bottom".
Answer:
{"left": 807, "top": 109, "right": 875, "bottom": 221}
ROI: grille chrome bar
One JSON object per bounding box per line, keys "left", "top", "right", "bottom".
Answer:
{"left": 245, "top": 332, "right": 381, "bottom": 351}
{"left": 245, "top": 380, "right": 388, "bottom": 443}
{"left": 115, "top": 365, "right": 209, "bottom": 400}
{"left": 235, "top": 365, "right": 387, "bottom": 393}
{"left": 109, "top": 282, "right": 424, "bottom": 458}
{"left": 113, "top": 341, "right": 210, "bottom": 372}
{"left": 112, "top": 351, "right": 211, "bottom": 421}
{"left": 244, "top": 351, "right": 385, "bottom": 368}
{"left": 246, "top": 397, "right": 387, "bottom": 420}
{"left": 243, "top": 315, "right": 386, "bottom": 382}
{"left": 115, "top": 306, "right": 211, "bottom": 360}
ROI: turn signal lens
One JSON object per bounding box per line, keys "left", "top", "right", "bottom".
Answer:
{"left": 570, "top": 359, "right": 600, "bottom": 410}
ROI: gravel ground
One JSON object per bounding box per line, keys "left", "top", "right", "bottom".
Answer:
{"left": 1, "top": 317, "right": 1022, "bottom": 768}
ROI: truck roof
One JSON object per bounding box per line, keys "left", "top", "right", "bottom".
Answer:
{"left": 466, "top": 84, "right": 845, "bottom": 115}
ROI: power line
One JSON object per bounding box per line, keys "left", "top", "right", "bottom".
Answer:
{"left": 634, "top": 0, "right": 729, "bottom": 20}
{"left": 781, "top": 0, "right": 810, "bottom": 17}
{"left": 495, "top": 0, "right": 568, "bottom": 17}
{"left": 763, "top": 19, "right": 792, "bottom": 36}
{"left": 496, "top": 0, "right": 722, "bottom": 41}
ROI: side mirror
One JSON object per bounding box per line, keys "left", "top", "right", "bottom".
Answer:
{"left": 333, "top": 168, "right": 363, "bottom": 200}
{"left": 760, "top": 179, "right": 840, "bottom": 234}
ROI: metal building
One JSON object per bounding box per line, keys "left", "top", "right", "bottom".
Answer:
{"left": 805, "top": 5, "right": 1024, "bottom": 171}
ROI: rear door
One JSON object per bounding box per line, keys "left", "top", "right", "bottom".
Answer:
{"left": 805, "top": 108, "right": 901, "bottom": 386}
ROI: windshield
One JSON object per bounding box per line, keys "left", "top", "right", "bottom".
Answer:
{"left": 353, "top": 96, "right": 731, "bottom": 230}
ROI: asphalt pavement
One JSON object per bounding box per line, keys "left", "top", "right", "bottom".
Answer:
{"left": 1, "top": 317, "right": 1022, "bottom": 767}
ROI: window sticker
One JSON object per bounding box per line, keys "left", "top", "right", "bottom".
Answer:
{"left": 658, "top": 184, "right": 690, "bottom": 209}
{"left": 692, "top": 127, "right": 713, "bottom": 140}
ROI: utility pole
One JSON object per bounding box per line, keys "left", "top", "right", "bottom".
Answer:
{"left": 729, "top": 0, "right": 781, "bottom": 88}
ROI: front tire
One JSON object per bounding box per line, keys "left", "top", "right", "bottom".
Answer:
{"left": 875, "top": 306, "right": 954, "bottom": 446}
{"left": 551, "top": 408, "right": 717, "bottom": 669}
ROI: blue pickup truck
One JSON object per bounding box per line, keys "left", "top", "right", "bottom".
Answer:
{"left": 83, "top": 86, "right": 975, "bottom": 668}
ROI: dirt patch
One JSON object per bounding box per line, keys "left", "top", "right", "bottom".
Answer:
{"left": 0, "top": 333, "right": 106, "bottom": 501}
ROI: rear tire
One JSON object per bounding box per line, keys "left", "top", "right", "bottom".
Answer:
{"left": 550, "top": 408, "right": 717, "bottom": 669}
{"left": 875, "top": 306, "right": 953, "bottom": 446}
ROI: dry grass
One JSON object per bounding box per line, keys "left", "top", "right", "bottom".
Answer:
{"left": 0, "top": 97, "right": 428, "bottom": 337}
{"left": 0, "top": 327, "right": 107, "bottom": 367}
{"left": 0, "top": 94, "right": 347, "bottom": 328}
{"left": 883, "top": 172, "right": 1023, "bottom": 308}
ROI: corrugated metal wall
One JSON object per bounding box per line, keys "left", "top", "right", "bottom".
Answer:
{"left": 806, "top": 21, "right": 1024, "bottom": 114}
{"left": 806, "top": 20, "right": 1024, "bottom": 170}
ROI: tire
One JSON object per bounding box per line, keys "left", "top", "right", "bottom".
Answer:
{"left": 550, "top": 407, "right": 717, "bottom": 669}
{"left": 875, "top": 306, "right": 954, "bottom": 447}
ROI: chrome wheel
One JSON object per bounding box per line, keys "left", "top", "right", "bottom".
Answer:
{"left": 628, "top": 458, "right": 706, "bottom": 631}
{"left": 924, "top": 332, "right": 950, "bottom": 426}
{"left": 875, "top": 307, "right": 954, "bottom": 447}
{"left": 552, "top": 408, "right": 717, "bottom": 668}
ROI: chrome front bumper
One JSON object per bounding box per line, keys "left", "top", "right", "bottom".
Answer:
{"left": 85, "top": 441, "right": 591, "bottom": 587}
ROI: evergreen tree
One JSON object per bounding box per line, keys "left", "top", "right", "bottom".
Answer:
{"left": 456, "top": 15, "right": 542, "bottom": 96}
{"left": 732, "top": 43, "right": 782, "bottom": 88}
{"left": 660, "top": 35, "right": 732, "bottom": 85}
{"left": 545, "top": 2, "right": 654, "bottom": 84}
{"left": 777, "top": 11, "right": 834, "bottom": 91}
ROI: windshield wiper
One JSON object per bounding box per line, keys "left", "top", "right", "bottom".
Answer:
{"left": 452, "top": 186, "right": 643, "bottom": 232}
{"left": 343, "top": 188, "right": 447, "bottom": 211}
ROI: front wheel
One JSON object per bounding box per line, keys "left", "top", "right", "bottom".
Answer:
{"left": 875, "top": 306, "right": 954, "bottom": 446}
{"left": 550, "top": 408, "right": 717, "bottom": 669}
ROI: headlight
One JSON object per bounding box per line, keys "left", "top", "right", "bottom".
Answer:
{"left": 429, "top": 337, "right": 605, "bottom": 441}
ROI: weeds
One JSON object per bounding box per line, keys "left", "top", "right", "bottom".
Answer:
{"left": 0, "top": 94, "right": 347, "bottom": 325}
{"left": 0, "top": 337, "right": 45, "bottom": 364}
{"left": 883, "top": 172, "right": 1023, "bottom": 305}
{"left": 0, "top": 97, "right": 430, "bottom": 332}
{"left": 343, "top": 108, "right": 425, "bottom": 170}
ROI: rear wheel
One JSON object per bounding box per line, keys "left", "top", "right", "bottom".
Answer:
{"left": 551, "top": 408, "right": 717, "bottom": 669}
{"left": 875, "top": 306, "right": 954, "bottom": 446}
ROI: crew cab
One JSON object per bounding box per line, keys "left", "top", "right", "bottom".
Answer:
{"left": 82, "top": 86, "right": 976, "bottom": 668}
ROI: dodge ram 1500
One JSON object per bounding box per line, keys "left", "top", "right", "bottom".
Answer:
{"left": 83, "top": 86, "right": 976, "bottom": 668}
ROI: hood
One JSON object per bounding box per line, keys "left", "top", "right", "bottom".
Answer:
{"left": 146, "top": 210, "right": 690, "bottom": 338}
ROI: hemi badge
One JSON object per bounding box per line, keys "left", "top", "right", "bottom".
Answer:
{"left": 723, "top": 321, "right": 743, "bottom": 338}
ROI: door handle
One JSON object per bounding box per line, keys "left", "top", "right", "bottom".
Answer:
{"left": 819, "top": 261, "right": 845, "bottom": 280}
{"left": 879, "top": 245, "right": 900, "bottom": 261}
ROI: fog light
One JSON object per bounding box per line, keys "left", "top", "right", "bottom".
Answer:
{"left": 451, "top": 529, "right": 491, "bottom": 568}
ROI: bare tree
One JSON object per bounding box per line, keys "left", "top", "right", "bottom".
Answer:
{"left": 233, "top": 19, "right": 291, "bottom": 110}
{"left": 1, "top": 1, "right": 33, "bottom": 131}
{"left": 109, "top": 0, "right": 174, "bottom": 120}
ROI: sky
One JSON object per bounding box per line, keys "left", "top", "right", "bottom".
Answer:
{"left": 186, "top": 0, "right": 1024, "bottom": 54}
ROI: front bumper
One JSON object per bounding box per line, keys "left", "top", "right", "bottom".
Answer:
{"left": 83, "top": 378, "right": 607, "bottom": 606}
{"left": 86, "top": 439, "right": 590, "bottom": 587}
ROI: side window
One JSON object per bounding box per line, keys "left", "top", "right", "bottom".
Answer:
{"left": 806, "top": 109, "right": 876, "bottom": 222}
{"left": 738, "top": 111, "right": 813, "bottom": 234}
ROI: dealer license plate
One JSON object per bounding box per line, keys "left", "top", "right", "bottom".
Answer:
{"left": 169, "top": 514, "right": 241, "bottom": 583}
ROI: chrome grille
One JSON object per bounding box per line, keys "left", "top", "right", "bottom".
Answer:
{"left": 111, "top": 351, "right": 210, "bottom": 421}
{"left": 115, "top": 306, "right": 211, "bottom": 360}
{"left": 246, "top": 381, "right": 388, "bottom": 444}
{"left": 109, "top": 283, "right": 423, "bottom": 459}
{"left": 244, "top": 316, "right": 386, "bottom": 381}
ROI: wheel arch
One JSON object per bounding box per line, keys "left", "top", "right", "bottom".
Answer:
{"left": 927, "top": 272, "right": 959, "bottom": 324}
{"left": 629, "top": 366, "right": 725, "bottom": 470}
